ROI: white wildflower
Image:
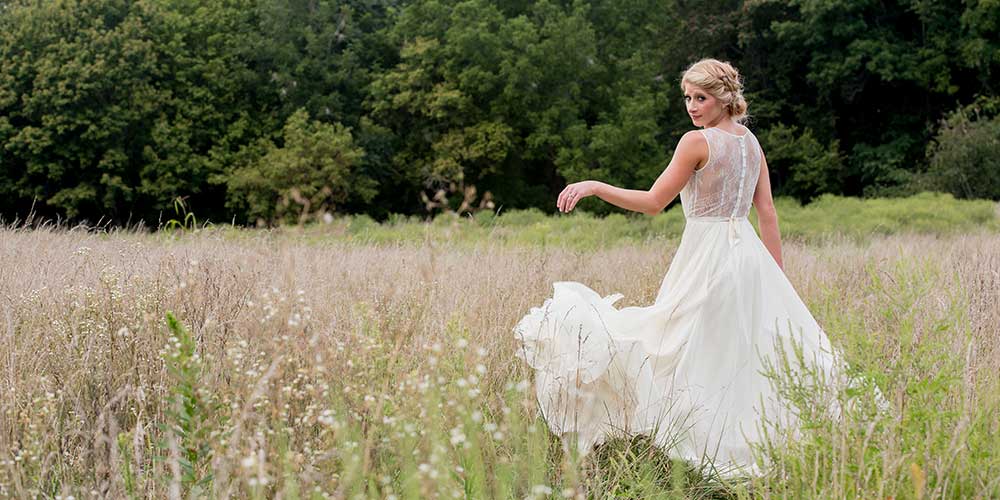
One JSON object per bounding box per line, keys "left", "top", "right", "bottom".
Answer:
{"left": 449, "top": 426, "right": 466, "bottom": 446}
{"left": 532, "top": 484, "right": 553, "bottom": 495}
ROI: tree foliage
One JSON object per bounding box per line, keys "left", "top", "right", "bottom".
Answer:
{"left": 226, "top": 108, "right": 374, "bottom": 224}
{"left": 0, "top": 0, "right": 997, "bottom": 225}
{"left": 920, "top": 96, "right": 1000, "bottom": 200}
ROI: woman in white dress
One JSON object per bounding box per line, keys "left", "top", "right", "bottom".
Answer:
{"left": 512, "top": 58, "right": 844, "bottom": 475}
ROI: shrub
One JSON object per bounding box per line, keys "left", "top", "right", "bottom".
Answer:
{"left": 226, "top": 109, "right": 377, "bottom": 225}
{"left": 920, "top": 96, "right": 1000, "bottom": 200}
{"left": 758, "top": 123, "right": 845, "bottom": 202}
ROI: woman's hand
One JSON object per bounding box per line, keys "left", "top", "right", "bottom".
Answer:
{"left": 557, "top": 180, "right": 601, "bottom": 213}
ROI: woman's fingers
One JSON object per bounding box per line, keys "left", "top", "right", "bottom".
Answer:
{"left": 557, "top": 183, "right": 583, "bottom": 212}
{"left": 560, "top": 189, "right": 575, "bottom": 212}
{"left": 558, "top": 187, "right": 570, "bottom": 212}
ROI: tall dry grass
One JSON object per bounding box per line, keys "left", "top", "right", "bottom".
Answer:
{"left": 0, "top": 223, "right": 998, "bottom": 498}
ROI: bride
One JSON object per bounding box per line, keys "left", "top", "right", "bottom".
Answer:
{"left": 512, "top": 58, "right": 845, "bottom": 475}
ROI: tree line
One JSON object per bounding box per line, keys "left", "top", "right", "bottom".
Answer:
{"left": 1, "top": 0, "right": 997, "bottom": 226}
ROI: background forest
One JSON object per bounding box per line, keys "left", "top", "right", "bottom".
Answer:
{"left": 1, "top": 0, "right": 998, "bottom": 226}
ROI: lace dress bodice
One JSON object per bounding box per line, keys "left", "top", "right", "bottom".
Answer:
{"left": 680, "top": 126, "right": 762, "bottom": 218}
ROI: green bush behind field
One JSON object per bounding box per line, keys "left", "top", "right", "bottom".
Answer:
{"left": 311, "top": 192, "right": 998, "bottom": 248}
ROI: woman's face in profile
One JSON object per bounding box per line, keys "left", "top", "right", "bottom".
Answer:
{"left": 683, "top": 83, "right": 724, "bottom": 128}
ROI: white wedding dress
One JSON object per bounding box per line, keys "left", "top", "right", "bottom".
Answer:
{"left": 513, "top": 125, "right": 844, "bottom": 475}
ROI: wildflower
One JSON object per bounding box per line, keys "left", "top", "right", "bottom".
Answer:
{"left": 532, "top": 484, "right": 553, "bottom": 496}
{"left": 318, "top": 409, "right": 337, "bottom": 427}
{"left": 449, "top": 426, "right": 466, "bottom": 446}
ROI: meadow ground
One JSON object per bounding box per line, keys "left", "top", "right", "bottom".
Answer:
{"left": 1, "top": 195, "right": 999, "bottom": 498}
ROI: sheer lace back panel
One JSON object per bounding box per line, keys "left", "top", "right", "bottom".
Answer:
{"left": 680, "top": 127, "right": 762, "bottom": 218}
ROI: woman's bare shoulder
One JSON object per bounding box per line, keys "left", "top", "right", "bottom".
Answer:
{"left": 678, "top": 129, "right": 708, "bottom": 147}
{"left": 672, "top": 130, "right": 709, "bottom": 169}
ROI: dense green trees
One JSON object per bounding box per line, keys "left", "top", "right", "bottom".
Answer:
{"left": 739, "top": 0, "right": 998, "bottom": 197}
{"left": 1, "top": 0, "right": 997, "bottom": 225}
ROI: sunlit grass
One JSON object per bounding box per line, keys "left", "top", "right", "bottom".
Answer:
{"left": 283, "top": 192, "right": 998, "bottom": 250}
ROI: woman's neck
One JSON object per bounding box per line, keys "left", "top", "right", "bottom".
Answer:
{"left": 704, "top": 115, "right": 737, "bottom": 131}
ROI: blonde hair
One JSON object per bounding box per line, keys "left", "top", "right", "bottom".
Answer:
{"left": 680, "top": 58, "right": 749, "bottom": 125}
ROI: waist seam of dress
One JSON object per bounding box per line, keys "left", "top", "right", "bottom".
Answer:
{"left": 686, "top": 216, "right": 745, "bottom": 247}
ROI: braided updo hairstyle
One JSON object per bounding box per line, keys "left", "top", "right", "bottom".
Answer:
{"left": 680, "top": 58, "right": 750, "bottom": 125}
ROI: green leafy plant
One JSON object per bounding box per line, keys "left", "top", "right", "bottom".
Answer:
{"left": 156, "top": 312, "right": 223, "bottom": 495}
{"left": 164, "top": 197, "right": 199, "bottom": 232}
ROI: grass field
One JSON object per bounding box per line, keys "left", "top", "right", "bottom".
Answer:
{"left": 316, "top": 192, "right": 999, "bottom": 249}
{"left": 1, "top": 194, "right": 999, "bottom": 498}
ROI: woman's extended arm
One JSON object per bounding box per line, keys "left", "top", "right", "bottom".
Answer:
{"left": 752, "top": 147, "right": 783, "bottom": 270}
{"left": 556, "top": 131, "right": 706, "bottom": 215}
{"left": 591, "top": 183, "right": 656, "bottom": 214}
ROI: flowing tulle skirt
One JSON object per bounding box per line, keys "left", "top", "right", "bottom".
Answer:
{"left": 513, "top": 216, "right": 842, "bottom": 475}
